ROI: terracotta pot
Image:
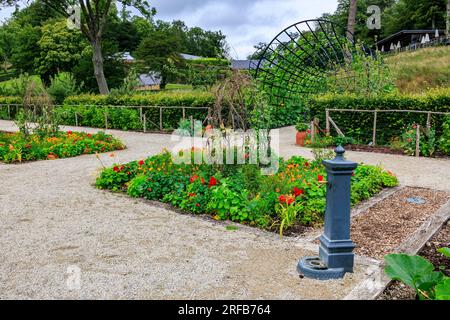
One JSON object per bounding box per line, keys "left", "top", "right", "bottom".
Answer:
{"left": 296, "top": 131, "right": 308, "bottom": 146}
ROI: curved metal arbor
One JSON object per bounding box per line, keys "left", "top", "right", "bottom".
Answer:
{"left": 250, "top": 19, "right": 364, "bottom": 106}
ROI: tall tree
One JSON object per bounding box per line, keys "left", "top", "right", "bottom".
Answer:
{"left": 0, "top": 0, "right": 155, "bottom": 94}
{"left": 447, "top": 0, "right": 450, "bottom": 36}
{"left": 347, "top": 0, "right": 358, "bottom": 41}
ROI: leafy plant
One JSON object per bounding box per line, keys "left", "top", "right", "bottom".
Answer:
{"left": 295, "top": 122, "right": 309, "bottom": 132}
{"left": 384, "top": 251, "right": 450, "bottom": 300}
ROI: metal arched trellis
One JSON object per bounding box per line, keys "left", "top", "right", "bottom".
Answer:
{"left": 250, "top": 19, "right": 368, "bottom": 106}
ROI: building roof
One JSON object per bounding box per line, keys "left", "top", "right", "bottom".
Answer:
{"left": 138, "top": 72, "right": 161, "bottom": 86}
{"left": 377, "top": 29, "right": 445, "bottom": 46}
{"left": 180, "top": 53, "right": 203, "bottom": 60}
{"left": 231, "top": 59, "right": 259, "bottom": 70}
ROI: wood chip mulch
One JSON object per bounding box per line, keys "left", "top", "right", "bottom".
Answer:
{"left": 351, "top": 187, "right": 450, "bottom": 260}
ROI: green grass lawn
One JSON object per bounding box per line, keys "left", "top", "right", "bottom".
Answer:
{"left": 385, "top": 46, "right": 450, "bottom": 93}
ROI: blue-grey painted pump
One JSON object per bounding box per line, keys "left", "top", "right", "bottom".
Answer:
{"left": 297, "top": 146, "right": 358, "bottom": 280}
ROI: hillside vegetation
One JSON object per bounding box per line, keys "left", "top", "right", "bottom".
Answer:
{"left": 385, "top": 46, "right": 450, "bottom": 93}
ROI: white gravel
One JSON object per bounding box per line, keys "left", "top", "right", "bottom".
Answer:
{"left": 1, "top": 120, "right": 447, "bottom": 299}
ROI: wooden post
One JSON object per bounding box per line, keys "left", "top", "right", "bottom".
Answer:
{"left": 143, "top": 113, "right": 146, "bottom": 133}
{"left": 159, "top": 107, "right": 163, "bottom": 131}
{"left": 372, "top": 111, "right": 377, "bottom": 146}
{"left": 328, "top": 117, "right": 345, "bottom": 137}
{"left": 140, "top": 107, "right": 143, "bottom": 121}
{"left": 416, "top": 125, "right": 420, "bottom": 157}
{"left": 182, "top": 107, "right": 186, "bottom": 120}
{"left": 325, "top": 109, "right": 330, "bottom": 134}
{"left": 426, "top": 113, "right": 431, "bottom": 133}
{"left": 7, "top": 105, "right": 11, "bottom": 119}
{"left": 310, "top": 120, "right": 315, "bottom": 142}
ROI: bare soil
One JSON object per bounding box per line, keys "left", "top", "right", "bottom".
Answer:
{"left": 351, "top": 187, "right": 450, "bottom": 260}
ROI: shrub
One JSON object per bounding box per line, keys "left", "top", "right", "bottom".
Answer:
{"left": 439, "top": 116, "right": 450, "bottom": 155}
{"left": 308, "top": 88, "right": 450, "bottom": 145}
{"left": 0, "top": 130, "right": 125, "bottom": 163}
{"left": 96, "top": 149, "right": 399, "bottom": 234}
{"left": 47, "top": 72, "right": 81, "bottom": 104}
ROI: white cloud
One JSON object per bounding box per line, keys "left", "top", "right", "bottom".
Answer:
{"left": 1, "top": 0, "right": 339, "bottom": 58}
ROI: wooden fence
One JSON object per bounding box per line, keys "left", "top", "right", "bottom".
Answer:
{"left": 324, "top": 108, "right": 450, "bottom": 157}
{"left": 0, "top": 104, "right": 211, "bottom": 132}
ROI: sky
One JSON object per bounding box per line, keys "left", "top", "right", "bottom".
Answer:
{"left": 0, "top": 0, "right": 339, "bottom": 59}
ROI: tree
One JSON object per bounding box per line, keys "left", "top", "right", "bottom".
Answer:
{"left": 0, "top": 0, "right": 155, "bottom": 94}
{"left": 447, "top": 0, "right": 450, "bottom": 36}
{"left": 135, "top": 28, "right": 182, "bottom": 89}
{"left": 35, "top": 19, "right": 87, "bottom": 82}
{"left": 347, "top": 0, "right": 358, "bottom": 41}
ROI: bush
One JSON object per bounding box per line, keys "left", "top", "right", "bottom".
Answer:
{"left": 96, "top": 149, "right": 399, "bottom": 234}
{"left": 47, "top": 72, "right": 81, "bottom": 104}
{"left": 0, "top": 130, "right": 125, "bottom": 163}
{"left": 309, "top": 88, "right": 450, "bottom": 145}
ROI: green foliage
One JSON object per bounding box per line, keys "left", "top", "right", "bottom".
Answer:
{"left": 96, "top": 148, "right": 399, "bottom": 233}
{"left": 309, "top": 88, "right": 450, "bottom": 145}
{"left": 385, "top": 252, "right": 449, "bottom": 300}
{"left": 333, "top": 136, "right": 356, "bottom": 146}
{"left": 295, "top": 122, "right": 309, "bottom": 132}
{"left": 0, "top": 130, "right": 125, "bottom": 163}
{"left": 34, "top": 19, "right": 86, "bottom": 82}
{"left": 47, "top": 72, "right": 81, "bottom": 104}
{"left": 439, "top": 116, "right": 450, "bottom": 155}
{"left": 327, "top": 45, "right": 396, "bottom": 96}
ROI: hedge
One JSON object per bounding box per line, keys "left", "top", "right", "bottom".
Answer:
{"left": 308, "top": 88, "right": 450, "bottom": 144}
{"left": 0, "top": 91, "right": 214, "bottom": 131}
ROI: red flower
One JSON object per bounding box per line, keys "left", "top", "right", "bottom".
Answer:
{"left": 279, "top": 195, "right": 287, "bottom": 203}
{"left": 304, "top": 162, "right": 310, "bottom": 167}
{"left": 208, "top": 176, "right": 217, "bottom": 188}
{"left": 293, "top": 187, "right": 303, "bottom": 197}
{"left": 196, "top": 203, "right": 201, "bottom": 207}
{"left": 113, "top": 166, "right": 120, "bottom": 172}
{"left": 138, "top": 160, "right": 144, "bottom": 166}
{"left": 352, "top": 172, "right": 355, "bottom": 177}
{"left": 87, "top": 133, "right": 92, "bottom": 138}
{"left": 67, "top": 131, "right": 73, "bottom": 135}
{"left": 307, "top": 130, "right": 311, "bottom": 134}
{"left": 120, "top": 165, "right": 125, "bottom": 171}
{"left": 201, "top": 177, "right": 205, "bottom": 184}
{"left": 189, "top": 174, "right": 199, "bottom": 183}
{"left": 318, "top": 174, "right": 324, "bottom": 182}
{"left": 189, "top": 193, "right": 196, "bottom": 197}
{"left": 287, "top": 197, "right": 294, "bottom": 205}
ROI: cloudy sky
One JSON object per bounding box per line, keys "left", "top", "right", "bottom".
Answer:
{"left": 0, "top": 0, "right": 339, "bottom": 59}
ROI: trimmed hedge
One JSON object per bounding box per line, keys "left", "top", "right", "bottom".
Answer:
{"left": 309, "top": 88, "right": 450, "bottom": 144}
{"left": 0, "top": 91, "right": 214, "bottom": 131}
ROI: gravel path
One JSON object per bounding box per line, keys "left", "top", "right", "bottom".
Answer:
{"left": 278, "top": 126, "right": 450, "bottom": 192}
{"left": 0, "top": 121, "right": 367, "bottom": 299}
{"left": 0, "top": 120, "right": 448, "bottom": 299}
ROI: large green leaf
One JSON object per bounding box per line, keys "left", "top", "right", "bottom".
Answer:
{"left": 384, "top": 254, "right": 435, "bottom": 289}
{"left": 435, "top": 278, "right": 450, "bottom": 300}
{"left": 437, "top": 247, "right": 450, "bottom": 259}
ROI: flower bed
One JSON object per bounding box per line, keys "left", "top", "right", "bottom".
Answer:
{"left": 0, "top": 130, "right": 125, "bottom": 163}
{"left": 96, "top": 150, "right": 399, "bottom": 235}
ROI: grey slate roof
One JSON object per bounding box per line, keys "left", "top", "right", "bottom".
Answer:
{"left": 231, "top": 60, "right": 259, "bottom": 70}
{"left": 138, "top": 72, "right": 162, "bottom": 86}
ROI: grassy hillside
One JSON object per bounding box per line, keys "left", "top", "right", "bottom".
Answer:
{"left": 384, "top": 46, "right": 450, "bottom": 93}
